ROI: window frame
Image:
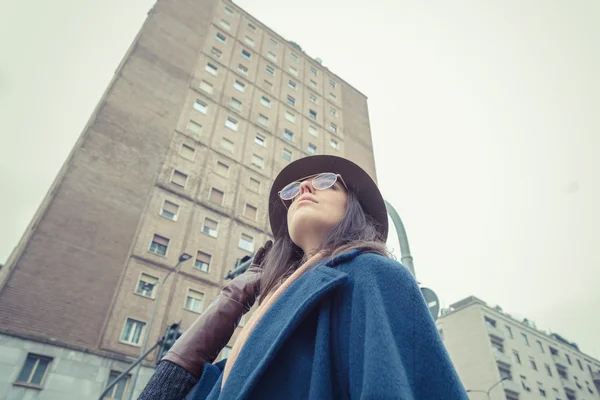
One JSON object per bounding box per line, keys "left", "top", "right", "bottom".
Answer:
{"left": 149, "top": 234, "right": 169, "bottom": 256}
{"left": 15, "top": 354, "right": 53, "bottom": 388}
{"left": 194, "top": 251, "right": 211, "bottom": 273}
{"left": 135, "top": 272, "right": 159, "bottom": 299}
{"left": 160, "top": 199, "right": 179, "bottom": 221}
{"left": 239, "top": 233, "right": 255, "bottom": 253}
{"left": 184, "top": 288, "right": 205, "bottom": 314}
{"left": 234, "top": 80, "right": 246, "bottom": 92}
{"left": 120, "top": 317, "right": 146, "bottom": 346}
{"left": 202, "top": 217, "right": 219, "bottom": 238}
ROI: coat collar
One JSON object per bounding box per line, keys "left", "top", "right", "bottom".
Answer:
{"left": 220, "top": 248, "right": 364, "bottom": 399}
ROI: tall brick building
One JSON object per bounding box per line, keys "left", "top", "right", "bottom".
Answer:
{"left": 0, "top": 0, "right": 378, "bottom": 398}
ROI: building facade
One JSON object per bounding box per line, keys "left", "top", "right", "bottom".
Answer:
{"left": 0, "top": 0, "right": 378, "bottom": 398}
{"left": 437, "top": 296, "right": 600, "bottom": 400}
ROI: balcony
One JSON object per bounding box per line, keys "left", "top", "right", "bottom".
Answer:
{"left": 560, "top": 378, "right": 576, "bottom": 395}
{"left": 486, "top": 323, "right": 505, "bottom": 341}
{"left": 592, "top": 371, "right": 600, "bottom": 384}
{"left": 502, "top": 379, "right": 522, "bottom": 395}
{"left": 493, "top": 349, "right": 513, "bottom": 367}
{"left": 552, "top": 353, "right": 569, "bottom": 369}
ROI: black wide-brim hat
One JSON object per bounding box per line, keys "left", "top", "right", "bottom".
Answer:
{"left": 269, "top": 155, "right": 388, "bottom": 241}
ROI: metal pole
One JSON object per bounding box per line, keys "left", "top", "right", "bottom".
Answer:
{"left": 384, "top": 200, "right": 415, "bottom": 279}
{"left": 126, "top": 257, "right": 188, "bottom": 400}
{"left": 97, "top": 340, "right": 162, "bottom": 400}
{"left": 466, "top": 377, "right": 508, "bottom": 400}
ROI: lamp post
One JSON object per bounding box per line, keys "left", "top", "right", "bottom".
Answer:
{"left": 466, "top": 377, "right": 509, "bottom": 400}
{"left": 125, "top": 252, "right": 192, "bottom": 400}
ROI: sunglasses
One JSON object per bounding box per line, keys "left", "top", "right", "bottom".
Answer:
{"left": 278, "top": 172, "right": 348, "bottom": 208}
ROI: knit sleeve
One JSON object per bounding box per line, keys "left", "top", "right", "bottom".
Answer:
{"left": 138, "top": 360, "right": 198, "bottom": 400}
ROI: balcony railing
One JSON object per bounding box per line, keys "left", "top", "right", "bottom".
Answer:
{"left": 592, "top": 371, "right": 600, "bottom": 384}
{"left": 552, "top": 353, "right": 569, "bottom": 369}
{"left": 560, "top": 378, "right": 576, "bottom": 394}
{"left": 486, "top": 324, "right": 505, "bottom": 341}
{"left": 502, "top": 379, "right": 522, "bottom": 394}
{"left": 493, "top": 349, "right": 513, "bottom": 367}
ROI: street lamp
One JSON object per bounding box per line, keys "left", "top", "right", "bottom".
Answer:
{"left": 125, "top": 252, "right": 192, "bottom": 400}
{"left": 466, "top": 377, "right": 509, "bottom": 400}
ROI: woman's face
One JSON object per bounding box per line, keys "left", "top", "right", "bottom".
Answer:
{"left": 286, "top": 175, "right": 348, "bottom": 251}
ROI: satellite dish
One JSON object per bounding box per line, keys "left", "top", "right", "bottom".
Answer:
{"left": 420, "top": 287, "right": 440, "bottom": 321}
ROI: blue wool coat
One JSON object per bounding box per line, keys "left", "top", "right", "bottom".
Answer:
{"left": 186, "top": 249, "right": 468, "bottom": 400}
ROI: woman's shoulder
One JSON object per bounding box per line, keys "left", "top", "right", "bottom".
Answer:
{"left": 337, "top": 251, "right": 415, "bottom": 285}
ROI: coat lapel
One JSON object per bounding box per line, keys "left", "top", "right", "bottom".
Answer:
{"left": 219, "top": 262, "right": 350, "bottom": 399}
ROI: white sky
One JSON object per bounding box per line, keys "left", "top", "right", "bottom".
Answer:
{"left": 1, "top": 0, "right": 599, "bottom": 356}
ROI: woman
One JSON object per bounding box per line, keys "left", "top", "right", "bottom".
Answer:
{"left": 140, "top": 155, "right": 467, "bottom": 399}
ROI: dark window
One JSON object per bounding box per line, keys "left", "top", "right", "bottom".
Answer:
{"left": 16, "top": 354, "right": 52, "bottom": 386}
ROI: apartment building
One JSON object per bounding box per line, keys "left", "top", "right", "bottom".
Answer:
{"left": 437, "top": 296, "right": 600, "bottom": 400}
{"left": 0, "top": 0, "right": 378, "bottom": 398}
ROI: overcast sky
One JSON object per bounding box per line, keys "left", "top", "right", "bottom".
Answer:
{"left": 1, "top": 0, "right": 599, "bottom": 356}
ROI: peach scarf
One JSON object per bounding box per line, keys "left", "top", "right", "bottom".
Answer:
{"left": 221, "top": 252, "right": 324, "bottom": 387}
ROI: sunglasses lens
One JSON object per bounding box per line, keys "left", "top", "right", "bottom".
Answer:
{"left": 280, "top": 182, "right": 300, "bottom": 200}
{"left": 313, "top": 173, "right": 337, "bottom": 190}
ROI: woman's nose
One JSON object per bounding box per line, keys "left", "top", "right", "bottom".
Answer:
{"left": 298, "top": 180, "right": 314, "bottom": 195}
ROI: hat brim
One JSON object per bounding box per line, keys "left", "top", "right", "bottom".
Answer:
{"left": 268, "top": 155, "right": 388, "bottom": 241}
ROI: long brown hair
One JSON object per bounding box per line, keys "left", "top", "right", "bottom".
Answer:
{"left": 259, "top": 192, "right": 388, "bottom": 304}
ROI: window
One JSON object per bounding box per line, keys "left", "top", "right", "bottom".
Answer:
{"left": 254, "top": 134, "right": 266, "bottom": 147}
{"left": 239, "top": 234, "right": 254, "bottom": 252}
{"left": 219, "top": 19, "right": 231, "bottom": 30}
{"left": 309, "top": 125, "right": 318, "bottom": 136}
{"left": 522, "top": 333, "right": 530, "bottom": 346}
{"left": 537, "top": 340, "right": 545, "bottom": 353}
{"left": 530, "top": 357, "right": 538, "bottom": 371}
{"left": 329, "top": 92, "right": 337, "bottom": 101}
{"left": 199, "top": 80, "right": 213, "bottom": 94}
{"left": 202, "top": 218, "right": 218, "bottom": 237}
{"left": 180, "top": 143, "right": 195, "bottom": 160}
{"left": 136, "top": 273, "right": 158, "bottom": 298}
{"left": 290, "top": 53, "right": 299, "bottom": 62}
{"left": 241, "top": 49, "right": 252, "bottom": 60}
{"left": 520, "top": 375, "right": 531, "bottom": 392}
{"left": 260, "top": 96, "right": 271, "bottom": 108}
{"left": 171, "top": 170, "right": 188, "bottom": 188}
{"left": 244, "top": 36, "right": 255, "bottom": 47}
{"left": 285, "top": 111, "right": 296, "bottom": 123}
{"left": 283, "top": 129, "right": 293, "bottom": 142}
{"left": 225, "top": 117, "right": 238, "bottom": 131}
{"left": 249, "top": 177, "right": 261, "bottom": 193}
{"left": 566, "top": 354, "right": 572, "bottom": 365}
{"left": 286, "top": 95, "right": 296, "bottom": 106}
{"left": 185, "top": 289, "right": 204, "bottom": 313}
{"left": 538, "top": 382, "right": 546, "bottom": 397}
{"left": 149, "top": 234, "right": 169, "bottom": 256}
{"left": 288, "top": 80, "right": 297, "bottom": 90}
{"left": 247, "top": 23, "right": 256, "bottom": 33}
{"left": 330, "top": 107, "right": 337, "bottom": 117}
{"left": 215, "top": 161, "right": 229, "bottom": 177}
{"left": 258, "top": 114, "right": 269, "bottom": 126}
{"left": 330, "top": 123, "right": 338, "bottom": 133}
{"left": 282, "top": 148, "right": 292, "bottom": 162}
{"left": 269, "top": 38, "right": 277, "bottom": 47}
{"left": 230, "top": 97, "right": 242, "bottom": 112}
{"left": 267, "top": 51, "right": 277, "bottom": 62}
{"left": 505, "top": 325, "right": 514, "bottom": 338}
{"left": 105, "top": 371, "right": 130, "bottom": 400}
{"left": 309, "top": 94, "right": 318, "bottom": 104}
{"left": 205, "top": 63, "right": 218, "bottom": 75}
{"left": 309, "top": 109, "right": 317, "bottom": 120}
{"left": 211, "top": 47, "right": 222, "bottom": 59}
{"left": 330, "top": 138, "right": 339, "bottom": 150}
{"left": 160, "top": 200, "right": 179, "bottom": 220}
{"left": 265, "top": 64, "right": 275, "bottom": 76}
{"left": 310, "top": 66, "right": 317, "bottom": 76}
{"left": 194, "top": 100, "right": 208, "bottom": 114}
{"left": 194, "top": 251, "right": 211, "bottom": 272}
{"left": 186, "top": 120, "right": 202, "bottom": 136}
{"left": 263, "top": 80, "right": 273, "bottom": 92}
{"left": 513, "top": 350, "right": 522, "bottom": 364}
{"left": 484, "top": 316, "right": 497, "bottom": 327}
{"left": 237, "top": 64, "right": 248, "bottom": 76}
{"left": 553, "top": 388, "right": 560, "bottom": 399}
{"left": 121, "top": 318, "right": 145, "bottom": 345}
{"left": 574, "top": 377, "right": 582, "bottom": 389}
{"left": 329, "top": 79, "right": 337, "bottom": 88}
{"left": 16, "top": 354, "right": 52, "bottom": 387}
{"left": 308, "top": 143, "right": 317, "bottom": 154}
{"left": 577, "top": 359, "right": 583, "bottom": 370}
{"left": 586, "top": 381, "right": 594, "bottom": 393}
{"left": 244, "top": 204, "right": 257, "bottom": 220}
{"left": 224, "top": 6, "right": 233, "bottom": 16}
{"left": 545, "top": 364, "right": 553, "bottom": 377}
{"left": 309, "top": 80, "right": 317, "bottom": 88}
{"left": 209, "top": 188, "right": 224, "bottom": 205}
{"left": 220, "top": 138, "right": 234, "bottom": 153}
{"left": 234, "top": 80, "right": 246, "bottom": 92}
{"left": 215, "top": 32, "right": 227, "bottom": 43}
{"left": 289, "top": 67, "right": 298, "bottom": 76}
{"left": 251, "top": 154, "right": 264, "bottom": 169}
